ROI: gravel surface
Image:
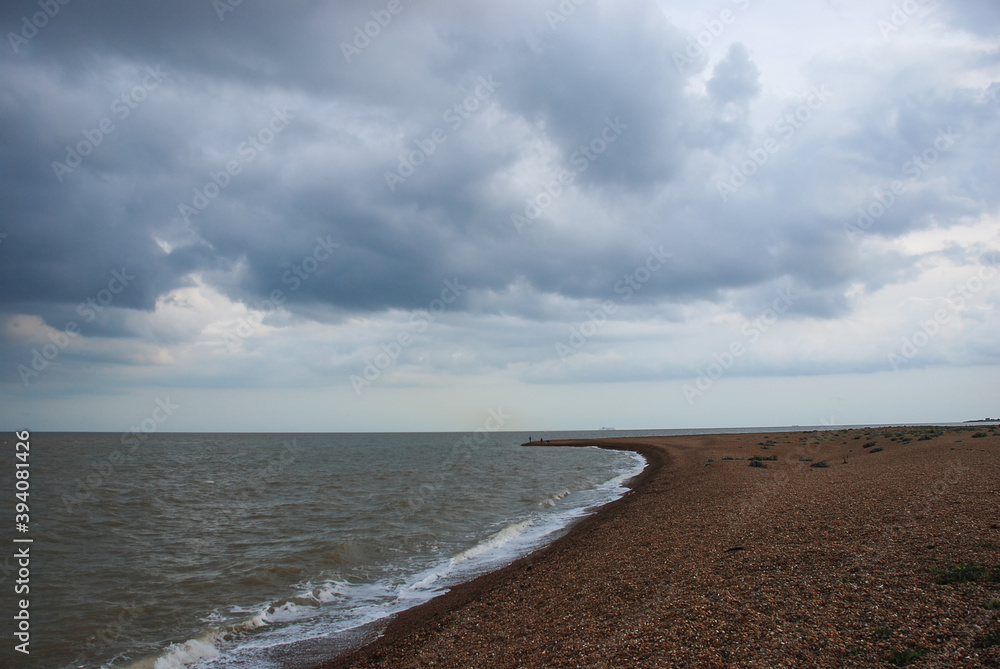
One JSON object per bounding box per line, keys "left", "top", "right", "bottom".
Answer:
{"left": 318, "top": 426, "right": 1000, "bottom": 668}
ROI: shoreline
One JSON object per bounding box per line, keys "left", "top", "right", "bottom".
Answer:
{"left": 317, "top": 426, "right": 1000, "bottom": 667}
{"left": 313, "top": 439, "right": 666, "bottom": 668}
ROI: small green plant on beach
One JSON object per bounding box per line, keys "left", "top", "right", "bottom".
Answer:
{"left": 810, "top": 460, "right": 830, "bottom": 468}
{"left": 722, "top": 456, "right": 734, "bottom": 461}
{"left": 976, "top": 540, "right": 997, "bottom": 549}
{"left": 986, "top": 598, "right": 1000, "bottom": 610}
{"left": 873, "top": 627, "right": 893, "bottom": 639}
{"left": 748, "top": 459, "right": 766, "bottom": 468}
{"left": 931, "top": 563, "right": 987, "bottom": 584}
{"left": 974, "top": 631, "right": 1000, "bottom": 649}
{"left": 889, "top": 648, "right": 924, "bottom": 665}
{"left": 848, "top": 646, "right": 861, "bottom": 656}
{"left": 863, "top": 441, "right": 877, "bottom": 448}
{"left": 972, "top": 432, "right": 988, "bottom": 438}
{"left": 870, "top": 447, "right": 883, "bottom": 453}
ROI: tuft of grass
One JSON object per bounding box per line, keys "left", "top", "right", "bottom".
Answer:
{"left": 863, "top": 441, "right": 878, "bottom": 448}
{"left": 974, "top": 631, "right": 1000, "bottom": 649}
{"left": 931, "top": 563, "right": 987, "bottom": 584}
{"left": 761, "top": 455, "right": 778, "bottom": 461}
{"left": 873, "top": 626, "right": 893, "bottom": 638}
{"left": 972, "top": 432, "right": 988, "bottom": 438}
{"left": 870, "top": 447, "right": 883, "bottom": 453}
{"left": 976, "top": 540, "right": 997, "bottom": 549}
{"left": 986, "top": 598, "right": 1000, "bottom": 610}
{"left": 848, "top": 646, "right": 861, "bottom": 657}
{"left": 799, "top": 457, "right": 813, "bottom": 462}
{"left": 722, "top": 456, "right": 735, "bottom": 461}
{"left": 749, "top": 459, "right": 767, "bottom": 468}
{"left": 810, "top": 460, "right": 830, "bottom": 468}
{"left": 889, "top": 648, "right": 924, "bottom": 665}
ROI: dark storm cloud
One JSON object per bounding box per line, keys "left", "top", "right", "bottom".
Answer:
{"left": 0, "top": 0, "right": 997, "bottom": 350}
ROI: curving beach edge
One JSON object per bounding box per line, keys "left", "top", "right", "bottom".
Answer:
{"left": 317, "top": 427, "right": 1000, "bottom": 668}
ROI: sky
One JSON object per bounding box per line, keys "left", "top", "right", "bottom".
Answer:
{"left": 0, "top": 0, "right": 998, "bottom": 432}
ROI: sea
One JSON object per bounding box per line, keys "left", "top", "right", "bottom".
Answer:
{"left": 0, "top": 430, "right": 652, "bottom": 669}
{"left": 1, "top": 425, "right": 939, "bottom": 668}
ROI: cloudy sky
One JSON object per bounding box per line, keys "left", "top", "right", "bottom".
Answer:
{"left": 1, "top": 0, "right": 998, "bottom": 432}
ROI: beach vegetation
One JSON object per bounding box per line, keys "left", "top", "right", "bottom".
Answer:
{"left": 799, "top": 457, "right": 812, "bottom": 462}
{"left": 931, "top": 563, "right": 987, "bottom": 584}
{"left": 848, "top": 646, "right": 861, "bottom": 656}
{"left": 889, "top": 648, "right": 924, "bottom": 665}
{"left": 972, "top": 432, "right": 987, "bottom": 438}
{"left": 976, "top": 540, "right": 996, "bottom": 549}
{"left": 863, "top": 441, "right": 877, "bottom": 448}
{"left": 810, "top": 460, "right": 830, "bottom": 468}
{"left": 748, "top": 459, "right": 766, "bottom": 468}
{"left": 873, "top": 627, "right": 892, "bottom": 638}
{"left": 761, "top": 455, "right": 778, "bottom": 461}
{"left": 986, "top": 598, "right": 1000, "bottom": 610}
{"left": 722, "top": 456, "right": 734, "bottom": 461}
{"left": 870, "top": 447, "right": 883, "bottom": 453}
{"left": 974, "top": 630, "right": 1000, "bottom": 649}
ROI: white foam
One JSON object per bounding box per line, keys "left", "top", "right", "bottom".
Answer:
{"left": 451, "top": 519, "right": 534, "bottom": 564}
{"left": 152, "top": 639, "right": 220, "bottom": 669}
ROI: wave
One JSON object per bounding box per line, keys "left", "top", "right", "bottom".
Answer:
{"left": 122, "top": 451, "right": 647, "bottom": 669}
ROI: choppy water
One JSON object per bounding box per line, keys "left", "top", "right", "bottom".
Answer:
{"left": 0, "top": 431, "right": 649, "bottom": 668}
